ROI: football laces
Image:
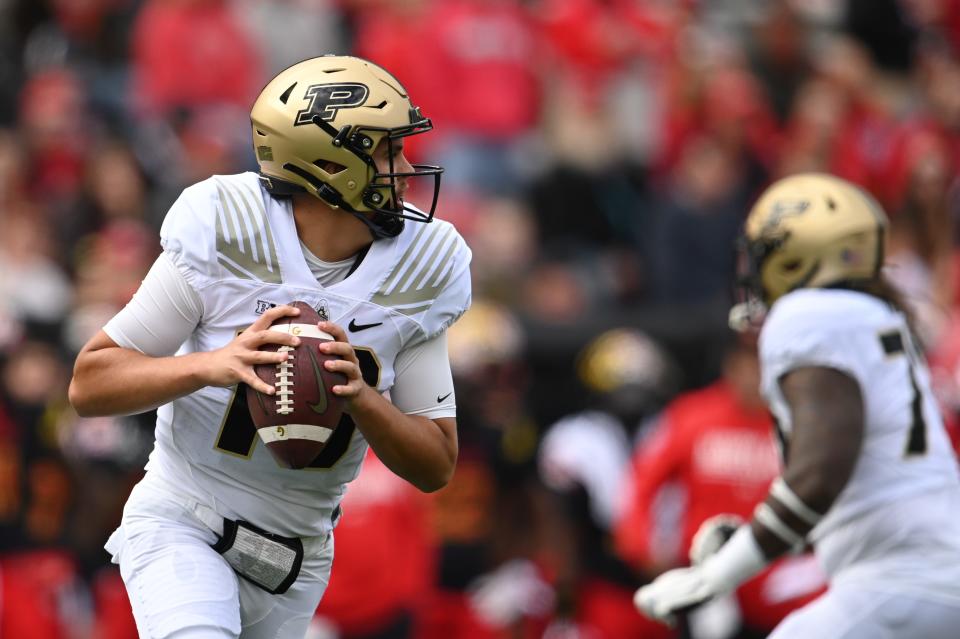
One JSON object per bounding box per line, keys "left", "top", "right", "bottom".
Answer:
{"left": 275, "top": 345, "right": 296, "bottom": 415}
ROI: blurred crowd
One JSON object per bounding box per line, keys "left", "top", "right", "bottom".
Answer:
{"left": 3, "top": 0, "right": 960, "bottom": 638}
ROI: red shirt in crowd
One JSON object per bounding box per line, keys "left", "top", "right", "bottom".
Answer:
{"left": 355, "top": 0, "right": 540, "bottom": 141}
{"left": 131, "top": 0, "right": 263, "bottom": 116}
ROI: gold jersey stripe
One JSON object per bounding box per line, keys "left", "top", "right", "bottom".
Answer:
{"left": 376, "top": 223, "right": 429, "bottom": 296}
{"left": 217, "top": 255, "right": 255, "bottom": 281}
{"left": 216, "top": 190, "right": 244, "bottom": 250}
{"left": 218, "top": 182, "right": 265, "bottom": 264}
{"left": 393, "top": 226, "right": 453, "bottom": 294}
{"left": 372, "top": 222, "right": 463, "bottom": 309}
{"left": 424, "top": 232, "right": 457, "bottom": 289}
{"left": 221, "top": 185, "right": 259, "bottom": 261}
{"left": 395, "top": 302, "right": 433, "bottom": 316}
{"left": 238, "top": 181, "right": 280, "bottom": 275}
{"left": 214, "top": 180, "right": 282, "bottom": 284}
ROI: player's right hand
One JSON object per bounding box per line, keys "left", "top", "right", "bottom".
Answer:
{"left": 199, "top": 305, "right": 301, "bottom": 394}
{"left": 634, "top": 565, "right": 715, "bottom": 626}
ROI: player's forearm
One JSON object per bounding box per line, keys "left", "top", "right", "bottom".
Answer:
{"left": 748, "top": 473, "right": 827, "bottom": 559}
{"left": 749, "top": 367, "right": 865, "bottom": 558}
{"left": 749, "top": 460, "right": 849, "bottom": 559}
{"left": 69, "top": 346, "right": 211, "bottom": 416}
{"left": 347, "top": 385, "right": 457, "bottom": 492}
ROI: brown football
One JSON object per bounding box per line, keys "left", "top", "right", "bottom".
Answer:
{"left": 246, "top": 301, "right": 347, "bottom": 469}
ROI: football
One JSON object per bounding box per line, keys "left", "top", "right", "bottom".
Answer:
{"left": 246, "top": 301, "right": 347, "bottom": 469}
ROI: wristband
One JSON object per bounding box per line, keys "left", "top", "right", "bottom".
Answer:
{"left": 700, "top": 525, "right": 769, "bottom": 593}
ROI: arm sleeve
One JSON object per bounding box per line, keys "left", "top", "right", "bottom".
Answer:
{"left": 389, "top": 331, "right": 457, "bottom": 420}
{"left": 102, "top": 252, "right": 203, "bottom": 356}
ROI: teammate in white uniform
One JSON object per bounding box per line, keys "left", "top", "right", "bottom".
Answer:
{"left": 634, "top": 173, "right": 960, "bottom": 638}
{"left": 68, "top": 56, "right": 471, "bottom": 639}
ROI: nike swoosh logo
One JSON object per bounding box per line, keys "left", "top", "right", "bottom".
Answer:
{"left": 348, "top": 319, "right": 383, "bottom": 332}
{"left": 306, "top": 347, "right": 328, "bottom": 414}
{"left": 254, "top": 384, "right": 269, "bottom": 414}
{"left": 437, "top": 392, "right": 452, "bottom": 403}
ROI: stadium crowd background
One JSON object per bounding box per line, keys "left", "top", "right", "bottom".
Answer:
{"left": 2, "top": 0, "right": 960, "bottom": 637}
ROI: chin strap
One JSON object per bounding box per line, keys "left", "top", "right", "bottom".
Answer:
{"left": 349, "top": 210, "right": 404, "bottom": 240}
{"left": 259, "top": 173, "right": 404, "bottom": 240}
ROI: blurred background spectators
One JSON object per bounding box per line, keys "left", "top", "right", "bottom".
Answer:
{"left": 2, "top": 1, "right": 960, "bottom": 638}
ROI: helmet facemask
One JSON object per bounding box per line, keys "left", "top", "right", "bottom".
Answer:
{"left": 730, "top": 234, "right": 773, "bottom": 332}
{"left": 276, "top": 108, "right": 443, "bottom": 239}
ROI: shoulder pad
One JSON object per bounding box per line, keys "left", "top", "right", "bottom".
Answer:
{"left": 161, "top": 174, "right": 283, "bottom": 287}
{"left": 370, "top": 220, "right": 472, "bottom": 339}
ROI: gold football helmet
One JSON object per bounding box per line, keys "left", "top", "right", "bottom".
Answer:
{"left": 447, "top": 300, "right": 525, "bottom": 378}
{"left": 733, "top": 173, "right": 887, "bottom": 327}
{"left": 577, "top": 328, "right": 679, "bottom": 423}
{"left": 577, "top": 329, "right": 674, "bottom": 395}
{"left": 250, "top": 55, "right": 442, "bottom": 238}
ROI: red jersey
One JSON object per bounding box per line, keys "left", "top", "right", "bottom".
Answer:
{"left": 315, "top": 452, "right": 433, "bottom": 636}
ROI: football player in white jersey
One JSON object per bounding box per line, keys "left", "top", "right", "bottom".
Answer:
{"left": 68, "top": 56, "right": 471, "bottom": 639}
{"left": 634, "top": 174, "right": 960, "bottom": 638}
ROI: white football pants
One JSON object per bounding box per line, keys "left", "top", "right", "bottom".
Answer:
{"left": 106, "top": 475, "right": 334, "bottom": 639}
{"left": 770, "top": 583, "right": 960, "bottom": 639}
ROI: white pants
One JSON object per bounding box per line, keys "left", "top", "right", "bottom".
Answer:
{"left": 106, "top": 476, "right": 334, "bottom": 639}
{"left": 770, "top": 583, "right": 960, "bottom": 639}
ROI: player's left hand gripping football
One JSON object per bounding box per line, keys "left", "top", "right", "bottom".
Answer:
{"left": 633, "top": 565, "right": 717, "bottom": 626}
{"left": 202, "top": 304, "right": 302, "bottom": 395}
{"left": 317, "top": 321, "right": 367, "bottom": 409}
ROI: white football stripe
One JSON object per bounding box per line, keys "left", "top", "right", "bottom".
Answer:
{"left": 257, "top": 424, "right": 334, "bottom": 444}
{"left": 268, "top": 323, "right": 334, "bottom": 340}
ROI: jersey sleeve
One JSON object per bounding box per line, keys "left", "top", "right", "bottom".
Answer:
{"left": 390, "top": 331, "right": 456, "bottom": 419}
{"left": 371, "top": 219, "right": 473, "bottom": 343}
{"left": 102, "top": 252, "right": 202, "bottom": 356}
{"left": 412, "top": 230, "right": 473, "bottom": 342}
{"left": 159, "top": 181, "right": 220, "bottom": 290}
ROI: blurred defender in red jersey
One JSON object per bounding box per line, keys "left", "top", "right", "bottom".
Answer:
{"left": 537, "top": 329, "right": 681, "bottom": 639}
{"left": 313, "top": 452, "right": 433, "bottom": 639}
{"left": 615, "top": 334, "right": 826, "bottom": 639}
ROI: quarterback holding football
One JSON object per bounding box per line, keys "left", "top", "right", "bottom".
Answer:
{"left": 635, "top": 174, "right": 960, "bottom": 638}
{"left": 69, "top": 56, "right": 471, "bottom": 639}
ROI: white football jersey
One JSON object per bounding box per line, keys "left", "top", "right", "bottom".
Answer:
{"left": 760, "top": 288, "right": 960, "bottom": 589}
{"left": 539, "top": 411, "right": 634, "bottom": 529}
{"left": 147, "top": 172, "right": 471, "bottom": 538}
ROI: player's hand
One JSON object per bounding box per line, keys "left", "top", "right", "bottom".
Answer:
{"left": 200, "top": 305, "right": 301, "bottom": 394}
{"left": 689, "top": 514, "right": 744, "bottom": 566}
{"left": 317, "top": 321, "right": 366, "bottom": 409}
{"left": 633, "top": 565, "right": 716, "bottom": 626}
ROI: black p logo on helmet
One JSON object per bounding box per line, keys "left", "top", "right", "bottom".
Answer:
{"left": 251, "top": 56, "right": 444, "bottom": 239}
{"left": 294, "top": 83, "right": 369, "bottom": 125}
